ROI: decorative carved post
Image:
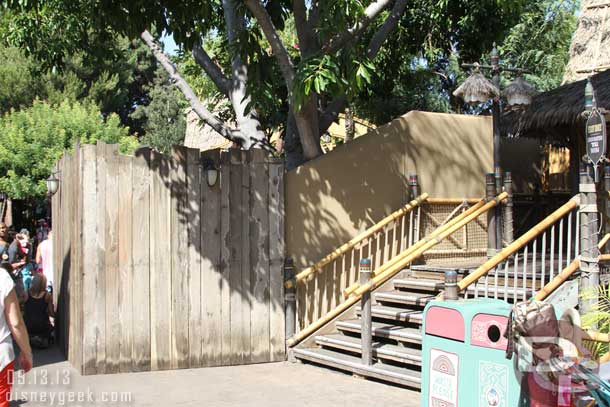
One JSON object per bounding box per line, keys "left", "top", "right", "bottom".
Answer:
{"left": 579, "top": 163, "right": 599, "bottom": 315}
{"left": 486, "top": 173, "right": 497, "bottom": 257}
{"left": 503, "top": 172, "right": 514, "bottom": 245}
{"left": 359, "top": 258, "right": 373, "bottom": 366}
{"left": 604, "top": 166, "right": 610, "bottom": 239}
{"left": 409, "top": 174, "right": 420, "bottom": 243}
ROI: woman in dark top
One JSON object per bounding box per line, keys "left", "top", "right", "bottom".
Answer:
{"left": 23, "top": 274, "right": 54, "bottom": 347}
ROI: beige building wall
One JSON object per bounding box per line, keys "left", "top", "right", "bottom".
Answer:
{"left": 286, "top": 111, "right": 493, "bottom": 271}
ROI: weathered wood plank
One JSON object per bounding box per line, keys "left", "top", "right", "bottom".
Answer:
{"left": 186, "top": 147, "right": 202, "bottom": 367}
{"left": 104, "top": 143, "right": 121, "bottom": 374}
{"left": 241, "top": 151, "right": 252, "bottom": 364}
{"left": 150, "top": 150, "right": 171, "bottom": 370}
{"left": 229, "top": 150, "right": 246, "bottom": 365}
{"left": 219, "top": 150, "right": 232, "bottom": 365}
{"left": 170, "top": 146, "right": 190, "bottom": 369}
{"left": 60, "top": 152, "right": 71, "bottom": 357}
{"left": 94, "top": 142, "right": 107, "bottom": 374}
{"left": 72, "top": 141, "right": 84, "bottom": 372}
{"left": 82, "top": 145, "right": 98, "bottom": 374}
{"left": 118, "top": 154, "right": 134, "bottom": 373}
{"left": 131, "top": 148, "right": 151, "bottom": 372}
{"left": 250, "top": 150, "right": 270, "bottom": 363}
{"left": 268, "top": 158, "right": 285, "bottom": 361}
{"left": 201, "top": 150, "right": 222, "bottom": 367}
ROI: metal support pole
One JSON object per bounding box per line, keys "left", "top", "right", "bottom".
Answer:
{"left": 503, "top": 172, "right": 514, "bottom": 245}
{"left": 409, "top": 174, "right": 420, "bottom": 243}
{"left": 444, "top": 270, "right": 459, "bottom": 300}
{"left": 486, "top": 173, "right": 497, "bottom": 257}
{"left": 495, "top": 168, "right": 503, "bottom": 250}
{"left": 579, "top": 163, "right": 599, "bottom": 315}
{"left": 491, "top": 44, "right": 502, "bottom": 172}
{"left": 359, "top": 258, "right": 373, "bottom": 366}
{"left": 284, "top": 258, "right": 296, "bottom": 348}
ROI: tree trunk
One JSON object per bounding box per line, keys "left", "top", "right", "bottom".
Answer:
{"left": 223, "top": 0, "right": 266, "bottom": 150}
{"left": 284, "top": 113, "right": 306, "bottom": 170}
{"left": 345, "top": 107, "right": 355, "bottom": 142}
{"left": 294, "top": 95, "right": 323, "bottom": 160}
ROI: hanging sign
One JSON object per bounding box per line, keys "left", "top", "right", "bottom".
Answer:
{"left": 585, "top": 108, "right": 607, "bottom": 182}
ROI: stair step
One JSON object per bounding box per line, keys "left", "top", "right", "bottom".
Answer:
{"left": 394, "top": 278, "right": 444, "bottom": 291}
{"left": 337, "top": 319, "right": 422, "bottom": 344}
{"left": 394, "top": 278, "right": 534, "bottom": 298}
{"left": 410, "top": 265, "right": 474, "bottom": 273}
{"left": 374, "top": 291, "right": 434, "bottom": 307}
{"left": 357, "top": 305, "right": 423, "bottom": 324}
{"left": 293, "top": 347, "right": 421, "bottom": 388}
{"left": 315, "top": 333, "right": 422, "bottom": 366}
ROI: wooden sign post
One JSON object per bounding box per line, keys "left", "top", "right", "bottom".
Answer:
{"left": 586, "top": 108, "right": 607, "bottom": 182}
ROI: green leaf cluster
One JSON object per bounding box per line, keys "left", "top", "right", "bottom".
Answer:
{"left": 0, "top": 100, "right": 136, "bottom": 199}
{"left": 581, "top": 284, "right": 610, "bottom": 358}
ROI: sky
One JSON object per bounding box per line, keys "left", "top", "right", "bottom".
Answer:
{"left": 161, "top": 32, "right": 179, "bottom": 56}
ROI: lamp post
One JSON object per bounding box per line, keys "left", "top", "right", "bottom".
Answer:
{"left": 454, "top": 44, "right": 537, "bottom": 253}
{"left": 46, "top": 172, "right": 60, "bottom": 222}
{"left": 453, "top": 43, "right": 537, "bottom": 171}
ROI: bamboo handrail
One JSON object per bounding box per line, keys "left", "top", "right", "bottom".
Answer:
{"left": 285, "top": 193, "right": 429, "bottom": 289}
{"left": 287, "top": 192, "right": 506, "bottom": 348}
{"left": 586, "top": 331, "right": 610, "bottom": 342}
{"left": 458, "top": 196, "right": 580, "bottom": 293}
{"left": 535, "top": 231, "right": 609, "bottom": 301}
{"left": 355, "top": 193, "right": 507, "bottom": 297}
{"left": 427, "top": 198, "right": 481, "bottom": 205}
{"left": 599, "top": 352, "right": 610, "bottom": 364}
{"left": 342, "top": 197, "right": 486, "bottom": 298}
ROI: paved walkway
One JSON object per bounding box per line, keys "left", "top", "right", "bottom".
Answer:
{"left": 11, "top": 347, "right": 420, "bottom": 407}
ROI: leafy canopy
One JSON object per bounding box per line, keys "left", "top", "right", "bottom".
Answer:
{"left": 0, "top": 100, "right": 136, "bottom": 199}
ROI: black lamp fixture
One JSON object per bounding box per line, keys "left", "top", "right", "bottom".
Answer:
{"left": 46, "top": 172, "right": 60, "bottom": 196}
{"left": 203, "top": 158, "right": 219, "bottom": 187}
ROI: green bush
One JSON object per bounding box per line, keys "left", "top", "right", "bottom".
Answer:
{"left": 0, "top": 100, "right": 137, "bottom": 199}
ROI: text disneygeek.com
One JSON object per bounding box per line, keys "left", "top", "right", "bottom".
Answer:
{"left": 9, "top": 388, "right": 132, "bottom": 406}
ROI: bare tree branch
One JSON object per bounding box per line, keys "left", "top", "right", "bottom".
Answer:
{"left": 322, "top": 0, "right": 393, "bottom": 55}
{"left": 140, "top": 30, "right": 245, "bottom": 146}
{"left": 244, "top": 0, "right": 295, "bottom": 87}
{"left": 191, "top": 42, "right": 231, "bottom": 96}
{"left": 366, "top": 0, "right": 408, "bottom": 58}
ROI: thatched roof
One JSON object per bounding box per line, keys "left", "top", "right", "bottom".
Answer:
{"left": 452, "top": 71, "right": 499, "bottom": 104}
{"left": 502, "top": 68, "right": 610, "bottom": 142}
{"left": 564, "top": 1, "right": 610, "bottom": 83}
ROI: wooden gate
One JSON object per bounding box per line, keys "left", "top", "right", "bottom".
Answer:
{"left": 53, "top": 141, "right": 285, "bottom": 375}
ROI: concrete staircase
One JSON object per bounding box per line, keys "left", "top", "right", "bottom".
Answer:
{"left": 292, "top": 265, "right": 531, "bottom": 388}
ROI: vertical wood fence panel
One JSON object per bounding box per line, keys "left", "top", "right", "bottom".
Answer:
{"left": 52, "top": 142, "right": 285, "bottom": 375}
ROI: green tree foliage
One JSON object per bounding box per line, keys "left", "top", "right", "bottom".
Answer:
{"left": 0, "top": 45, "right": 44, "bottom": 113}
{"left": 0, "top": 100, "right": 136, "bottom": 199}
{"left": 131, "top": 68, "right": 188, "bottom": 154}
{"left": 499, "top": 0, "right": 579, "bottom": 91}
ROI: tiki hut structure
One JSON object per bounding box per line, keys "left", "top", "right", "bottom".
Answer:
{"left": 564, "top": 0, "right": 610, "bottom": 83}
{"left": 502, "top": 68, "right": 610, "bottom": 193}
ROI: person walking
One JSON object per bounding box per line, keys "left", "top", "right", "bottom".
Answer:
{"left": 0, "top": 224, "right": 8, "bottom": 257}
{"left": 35, "top": 230, "right": 53, "bottom": 292}
{"left": 0, "top": 263, "right": 32, "bottom": 406}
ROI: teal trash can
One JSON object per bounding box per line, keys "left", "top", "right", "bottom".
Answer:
{"left": 421, "top": 298, "right": 521, "bottom": 407}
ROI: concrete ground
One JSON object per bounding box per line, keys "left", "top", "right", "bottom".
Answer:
{"left": 11, "top": 346, "right": 421, "bottom": 407}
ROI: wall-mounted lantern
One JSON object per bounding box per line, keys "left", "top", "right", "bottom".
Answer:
{"left": 203, "top": 159, "right": 219, "bottom": 187}
{"left": 46, "top": 172, "right": 60, "bottom": 196}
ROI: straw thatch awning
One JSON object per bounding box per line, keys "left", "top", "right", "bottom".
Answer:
{"left": 502, "top": 68, "right": 610, "bottom": 143}
{"left": 564, "top": 1, "right": 610, "bottom": 83}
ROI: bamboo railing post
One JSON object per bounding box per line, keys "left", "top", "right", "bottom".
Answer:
{"left": 503, "top": 172, "right": 514, "bottom": 245}
{"left": 409, "top": 174, "right": 420, "bottom": 243}
{"left": 579, "top": 163, "right": 600, "bottom": 315}
{"left": 284, "top": 258, "right": 296, "bottom": 345}
{"left": 495, "top": 168, "right": 503, "bottom": 250}
{"left": 486, "top": 173, "right": 497, "bottom": 257}
{"left": 359, "top": 259, "right": 373, "bottom": 366}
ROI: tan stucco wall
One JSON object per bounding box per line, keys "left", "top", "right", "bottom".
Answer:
{"left": 286, "top": 111, "right": 493, "bottom": 270}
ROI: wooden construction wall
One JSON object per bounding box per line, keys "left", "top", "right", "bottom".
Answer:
{"left": 53, "top": 141, "right": 285, "bottom": 375}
